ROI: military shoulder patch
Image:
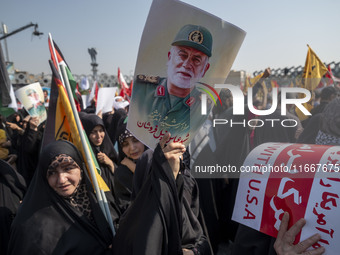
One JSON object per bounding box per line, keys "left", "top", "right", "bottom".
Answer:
{"left": 136, "top": 74, "right": 160, "bottom": 84}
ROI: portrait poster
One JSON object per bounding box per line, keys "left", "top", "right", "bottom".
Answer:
{"left": 95, "top": 87, "right": 118, "bottom": 114}
{"left": 232, "top": 142, "right": 340, "bottom": 254}
{"left": 42, "top": 87, "right": 51, "bottom": 107}
{"left": 127, "top": 0, "right": 246, "bottom": 149}
{"left": 15, "top": 82, "right": 47, "bottom": 124}
{"left": 6, "top": 61, "right": 15, "bottom": 82}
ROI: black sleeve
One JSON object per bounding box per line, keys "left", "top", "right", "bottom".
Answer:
{"left": 131, "top": 149, "right": 153, "bottom": 201}
{"left": 181, "top": 169, "right": 212, "bottom": 255}
{"left": 22, "top": 128, "right": 41, "bottom": 154}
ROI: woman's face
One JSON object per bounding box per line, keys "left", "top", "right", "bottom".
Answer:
{"left": 121, "top": 136, "right": 144, "bottom": 160}
{"left": 89, "top": 125, "right": 105, "bottom": 146}
{"left": 47, "top": 156, "right": 81, "bottom": 197}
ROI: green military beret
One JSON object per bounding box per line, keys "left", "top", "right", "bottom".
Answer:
{"left": 171, "top": 24, "right": 212, "bottom": 57}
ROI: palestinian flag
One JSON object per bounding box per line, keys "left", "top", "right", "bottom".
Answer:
{"left": 48, "top": 39, "right": 81, "bottom": 111}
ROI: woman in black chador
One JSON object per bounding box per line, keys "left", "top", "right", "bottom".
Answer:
{"left": 0, "top": 159, "right": 26, "bottom": 255}
{"left": 7, "top": 140, "right": 119, "bottom": 255}
{"left": 113, "top": 123, "right": 147, "bottom": 214}
{"left": 79, "top": 112, "right": 118, "bottom": 193}
{"left": 113, "top": 133, "right": 212, "bottom": 255}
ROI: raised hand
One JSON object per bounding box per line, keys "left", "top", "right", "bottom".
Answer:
{"left": 159, "top": 133, "right": 186, "bottom": 179}
{"left": 274, "top": 212, "right": 325, "bottom": 255}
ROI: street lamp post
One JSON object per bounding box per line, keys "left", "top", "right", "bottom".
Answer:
{"left": 0, "top": 22, "right": 43, "bottom": 63}
{"left": 1, "top": 23, "right": 10, "bottom": 62}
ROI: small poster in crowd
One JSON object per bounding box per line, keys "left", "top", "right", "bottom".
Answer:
{"left": 81, "top": 94, "right": 88, "bottom": 110}
{"left": 15, "top": 82, "right": 47, "bottom": 124}
{"left": 95, "top": 87, "right": 118, "bottom": 115}
{"left": 232, "top": 142, "right": 340, "bottom": 254}
{"left": 127, "top": 0, "right": 246, "bottom": 149}
{"left": 42, "top": 87, "right": 51, "bottom": 107}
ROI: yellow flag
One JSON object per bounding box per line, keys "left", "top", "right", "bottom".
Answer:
{"left": 244, "top": 72, "right": 264, "bottom": 93}
{"left": 296, "top": 46, "right": 328, "bottom": 121}
{"left": 302, "top": 45, "right": 328, "bottom": 91}
{"left": 56, "top": 85, "right": 109, "bottom": 191}
{"left": 295, "top": 102, "right": 314, "bottom": 122}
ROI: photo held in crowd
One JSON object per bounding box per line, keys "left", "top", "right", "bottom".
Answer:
{"left": 1, "top": 0, "right": 340, "bottom": 254}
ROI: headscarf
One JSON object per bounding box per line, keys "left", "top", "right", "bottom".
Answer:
{"left": 297, "top": 113, "right": 322, "bottom": 144}
{"left": 115, "top": 122, "right": 146, "bottom": 163}
{"left": 79, "top": 112, "right": 118, "bottom": 163}
{"left": 8, "top": 140, "right": 117, "bottom": 255}
{"left": 47, "top": 153, "right": 93, "bottom": 222}
{"left": 79, "top": 112, "right": 118, "bottom": 193}
{"left": 118, "top": 128, "right": 134, "bottom": 146}
{"left": 102, "top": 108, "right": 128, "bottom": 146}
{"left": 115, "top": 146, "right": 211, "bottom": 254}
{"left": 116, "top": 122, "right": 130, "bottom": 162}
{"left": 6, "top": 112, "right": 23, "bottom": 127}
{"left": 5, "top": 112, "right": 24, "bottom": 152}
{"left": 113, "top": 145, "right": 183, "bottom": 254}
{"left": 253, "top": 108, "right": 297, "bottom": 147}
{"left": 113, "top": 123, "right": 146, "bottom": 214}
{"left": 320, "top": 97, "right": 340, "bottom": 138}
{"left": 0, "top": 159, "right": 26, "bottom": 255}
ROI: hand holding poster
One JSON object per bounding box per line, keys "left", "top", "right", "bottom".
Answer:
{"left": 15, "top": 82, "right": 47, "bottom": 124}
{"left": 127, "top": 0, "right": 246, "bottom": 150}
{"left": 232, "top": 142, "right": 340, "bottom": 254}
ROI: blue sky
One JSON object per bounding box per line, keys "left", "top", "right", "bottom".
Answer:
{"left": 1, "top": 0, "right": 340, "bottom": 77}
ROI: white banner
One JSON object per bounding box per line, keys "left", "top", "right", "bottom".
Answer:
{"left": 232, "top": 142, "right": 340, "bottom": 254}
{"left": 95, "top": 87, "right": 118, "bottom": 114}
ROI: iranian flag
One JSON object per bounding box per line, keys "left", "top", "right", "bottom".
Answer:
{"left": 118, "top": 67, "right": 131, "bottom": 100}
{"left": 88, "top": 81, "right": 100, "bottom": 107}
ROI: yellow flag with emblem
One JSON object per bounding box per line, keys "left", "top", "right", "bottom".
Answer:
{"left": 296, "top": 45, "right": 328, "bottom": 121}
{"left": 54, "top": 68, "right": 109, "bottom": 192}
{"left": 47, "top": 35, "right": 115, "bottom": 234}
{"left": 302, "top": 45, "right": 328, "bottom": 91}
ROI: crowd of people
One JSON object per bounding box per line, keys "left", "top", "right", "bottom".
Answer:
{"left": 1, "top": 72, "right": 339, "bottom": 255}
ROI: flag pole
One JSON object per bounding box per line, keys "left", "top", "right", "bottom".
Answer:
{"left": 100, "top": 189, "right": 115, "bottom": 235}
{"left": 48, "top": 33, "right": 65, "bottom": 86}
{"left": 48, "top": 35, "right": 103, "bottom": 208}
{"left": 60, "top": 64, "right": 115, "bottom": 235}
{"left": 48, "top": 34, "right": 104, "bottom": 211}
{"left": 48, "top": 34, "right": 115, "bottom": 235}
{"left": 59, "top": 65, "right": 104, "bottom": 208}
